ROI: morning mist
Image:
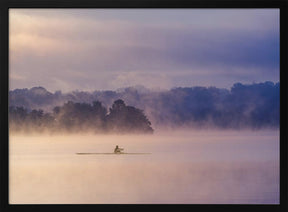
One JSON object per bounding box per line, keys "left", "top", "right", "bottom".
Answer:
{"left": 9, "top": 9, "right": 279, "bottom": 204}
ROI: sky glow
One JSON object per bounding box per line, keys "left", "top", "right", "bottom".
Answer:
{"left": 9, "top": 9, "right": 279, "bottom": 92}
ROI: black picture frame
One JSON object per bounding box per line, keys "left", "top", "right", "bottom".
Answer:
{"left": 1, "top": 0, "right": 287, "bottom": 211}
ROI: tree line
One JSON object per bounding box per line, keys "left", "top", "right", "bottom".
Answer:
{"left": 151, "top": 81, "right": 279, "bottom": 129}
{"left": 9, "top": 81, "right": 280, "bottom": 130}
{"left": 9, "top": 99, "right": 154, "bottom": 134}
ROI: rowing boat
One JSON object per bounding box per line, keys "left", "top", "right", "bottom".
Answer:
{"left": 76, "top": 152, "right": 151, "bottom": 155}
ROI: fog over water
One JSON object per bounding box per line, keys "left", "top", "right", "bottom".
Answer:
{"left": 9, "top": 130, "right": 279, "bottom": 204}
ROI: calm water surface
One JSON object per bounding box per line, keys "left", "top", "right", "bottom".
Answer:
{"left": 9, "top": 130, "right": 279, "bottom": 204}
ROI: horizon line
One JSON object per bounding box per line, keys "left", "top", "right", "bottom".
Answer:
{"left": 9, "top": 80, "right": 280, "bottom": 94}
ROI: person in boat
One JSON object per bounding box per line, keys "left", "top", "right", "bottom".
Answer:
{"left": 114, "top": 145, "right": 124, "bottom": 154}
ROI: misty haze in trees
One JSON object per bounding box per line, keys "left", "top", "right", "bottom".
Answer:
{"left": 9, "top": 81, "right": 279, "bottom": 132}
{"left": 9, "top": 99, "right": 154, "bottom": 134}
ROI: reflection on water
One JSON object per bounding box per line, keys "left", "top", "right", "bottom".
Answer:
{"left": 9, "top": 130, "right": 279, "bottom": 204}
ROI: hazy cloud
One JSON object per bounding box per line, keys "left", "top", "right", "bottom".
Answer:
{"left": 109, "top": 71, "right": 172, "bottom": 90}
{"left": 9, "top": 9, "right": 279, "bottom": 92}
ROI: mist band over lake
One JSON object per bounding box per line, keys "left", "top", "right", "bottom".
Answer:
{"left": 9, "top": 130, "right": 279, "bottom": 204}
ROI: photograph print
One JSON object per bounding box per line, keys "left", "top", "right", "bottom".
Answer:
{"left": 9, "top": 9, "right": 280, "bottom": 204}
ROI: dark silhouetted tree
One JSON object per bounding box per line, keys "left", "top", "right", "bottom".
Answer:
{"left": 106, "top": 99, "right": 153, "bottom": 133}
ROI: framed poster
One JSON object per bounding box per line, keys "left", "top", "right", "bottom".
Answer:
{"left": 1, "top": 0, "right": 287, "bottom": 211}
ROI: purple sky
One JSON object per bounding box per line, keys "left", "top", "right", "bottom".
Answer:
{"left": 9, "top": 9, "right": 279, "bottom": 92}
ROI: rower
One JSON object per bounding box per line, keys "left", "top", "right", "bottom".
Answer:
{"left": 114, "top": 145, "right": 124, "bottom": 154}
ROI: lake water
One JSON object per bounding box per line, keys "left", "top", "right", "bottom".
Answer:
{"left": 9, "top": 130, "right": 279, "bottom": 204}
